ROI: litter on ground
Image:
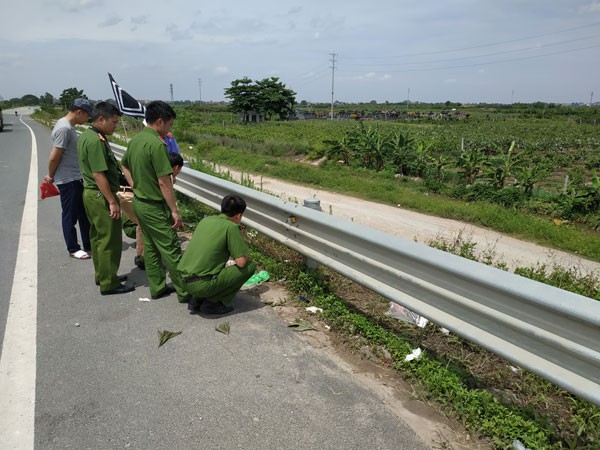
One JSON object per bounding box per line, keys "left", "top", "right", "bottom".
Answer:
{"left": 404, "top": 348, "right": 422, "bottom": 361}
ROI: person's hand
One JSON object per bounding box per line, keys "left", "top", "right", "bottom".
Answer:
{"left": 171, "top": 210, "right": 183, "bottom": 230}
{"left": 43, "top": 175, "right": 54, "bottom": 184}
{"left": 108, "top": 202, "right": 121, "bottom": 220}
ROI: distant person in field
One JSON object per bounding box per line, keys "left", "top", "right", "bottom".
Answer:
{"left": 43, "top": 98, "right": 93, "bottom": 260}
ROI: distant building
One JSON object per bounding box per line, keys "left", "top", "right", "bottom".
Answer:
{"left": 238, "top": 110, "right": 264, "bottom": 123}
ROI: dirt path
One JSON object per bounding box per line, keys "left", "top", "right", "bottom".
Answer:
{"left": 212, "top": 163, "right": 600, "bottom": 276}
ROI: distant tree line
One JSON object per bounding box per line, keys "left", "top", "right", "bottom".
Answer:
{"left": 2, "top": 87, "right": 87, "bottom": 111}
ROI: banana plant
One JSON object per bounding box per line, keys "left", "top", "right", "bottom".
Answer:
{"left": 389, "top": 130, "right": 414, "bottom": 175}
{"left": 483, "top": 141, "right": 523, "bottom": 189}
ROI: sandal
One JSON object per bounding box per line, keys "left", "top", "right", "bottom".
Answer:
{"left": 70, "top": 250, "right": 91, "bottom": 260}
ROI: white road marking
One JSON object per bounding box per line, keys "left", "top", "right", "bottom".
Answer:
{"left": 0, "top": 116, "right": 38, "bottom": 449}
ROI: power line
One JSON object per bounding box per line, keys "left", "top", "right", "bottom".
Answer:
{"left": 343, "top": 33, "right": 600, "bottom": 67}
{"left": 343, "top": 21, "right": 600, "bottom": 60}
{"left": 338, "top": 42, "right": 600, "bottom": 74}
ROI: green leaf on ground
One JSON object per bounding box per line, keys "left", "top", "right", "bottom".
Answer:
{"left": 216, "top": 321, "right": 230, "bottom": 335}
{"left": 287, "top": 319, "right": 315, "bottom": 332}
{"left": 158, "top": 330, "right": 182, "bottom": 348}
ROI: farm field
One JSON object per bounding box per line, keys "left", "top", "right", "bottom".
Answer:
{"left": 166, "top": 103, "right": 600, "bottom": 262}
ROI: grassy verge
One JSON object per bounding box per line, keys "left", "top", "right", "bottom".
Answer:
{"left": 251, "top": 242, "right": 600, "bottom": 450}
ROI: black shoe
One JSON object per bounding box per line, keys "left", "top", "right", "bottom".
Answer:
{"left": 134, "top": 256, "right": 145, "bottom": 270}
{"left": 96, "top": 275, "right": 127, "bottom": 286}
{"left": 101, "top": 284, "right": 135, "bottom": 295}
{"left": 200, "top": 301, "right": 234, "bottom": 315}
{"left": 151, "top": 285, "right": 176, "bottom": 300}
{"left": 187, "top": 297, "right": 205, "bottom": 313}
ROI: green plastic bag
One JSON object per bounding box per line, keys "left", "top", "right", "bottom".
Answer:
{"left": 243, "top": 270, "right": 270, "bottom": 286}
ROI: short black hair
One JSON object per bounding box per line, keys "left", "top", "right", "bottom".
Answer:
{"left": 145, "top": 101, "right": 176, "bottom": 124}
{"left": 221, "top": 195, "right": 246, "bottom": 217}
{"left": 91, "top": 102, "right": 121, "bottom": 121}
{"left": 167, "top": 152, "right": 184, "bottom": 168}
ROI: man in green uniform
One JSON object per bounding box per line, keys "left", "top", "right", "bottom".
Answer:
{"left": 78, "top": 102, "right": 134, "bottom": 295}
{"left": 178, "top": 195, "right": 256, "bottom": 315}
{"left": 120, "top": 101, "right": 188, "bottom": 301}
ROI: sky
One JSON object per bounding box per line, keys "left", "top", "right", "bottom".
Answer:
{"left": 1, "top": 0, "right": 600, "bottom": 105}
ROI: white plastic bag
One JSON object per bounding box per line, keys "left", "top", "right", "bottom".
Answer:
{"left": 385, "top": 302, "right": 429, "bottom": 328}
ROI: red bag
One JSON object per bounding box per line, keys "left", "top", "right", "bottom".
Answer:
{"left": 40, "top": 182, "right": 60, "bottom": 199}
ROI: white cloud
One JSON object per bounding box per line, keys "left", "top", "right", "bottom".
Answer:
{"left": 56, "top": 0, "right": 103, "bottom": 12}
{"left": 214, "top": 66, "right": 230, "bottom": 75}
{"left": 581, "top": 1, "right": 600, "bottom": 12}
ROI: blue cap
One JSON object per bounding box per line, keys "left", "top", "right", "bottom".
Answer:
{"left": 72, "top": 98, "right": 93, "bottom": 116}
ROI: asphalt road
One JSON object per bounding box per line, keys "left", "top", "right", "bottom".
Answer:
{"left": 0, "top": 110, "right": 431, "bottom": 449}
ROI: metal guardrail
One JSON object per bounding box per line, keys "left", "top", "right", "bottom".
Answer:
{"left": 112, "top": 144, "right": 600, "bottom": 406}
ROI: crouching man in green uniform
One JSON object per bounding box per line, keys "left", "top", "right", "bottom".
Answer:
{"left": 178, "top": 195, "right": 256, "bottom": 315}
{"left": 120, "top": 101, "right": 188, "bottom": 301}
{"left": 78, "top": 102, "right": 134, "bottom": 295}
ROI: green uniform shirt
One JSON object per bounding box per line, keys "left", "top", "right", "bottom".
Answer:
{"left": 178, "top": 214, "right": 248, "bottom": 277}
{"left": 121, "top": 127, "right": 172, "bottom": 201}
{"left": 78, "top": 127, "right": 121, "bottom": 192}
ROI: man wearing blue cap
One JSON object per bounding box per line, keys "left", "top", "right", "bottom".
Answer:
{"left": 44, "top": 98, "right": 93, "bottom": 259}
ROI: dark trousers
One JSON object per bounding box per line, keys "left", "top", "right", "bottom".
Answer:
{"left": 57, "top": 180, "right": 91, "bottom": 254}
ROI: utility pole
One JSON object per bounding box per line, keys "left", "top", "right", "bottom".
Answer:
{"left": 511, "top": 90, "right": 514, "bottom": 104}
{"left": 170, "top": 84, "right": 174, "bottom": 102}
{"left": 329, "top": 52, "right": 337, "bottom": 120}
{"left": 406, "top": 88, "right": 410, "bottom": 111}
{"left": 590, "top": 91, "right": 594, "bottom": 107}
{"left": 198, "top": 78, "right": 202, "bottom": 103}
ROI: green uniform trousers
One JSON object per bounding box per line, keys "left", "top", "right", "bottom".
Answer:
{"left": 132, "top": 198, "right": 188, "bottom": 301}
{"left": 182, "top": 261, "right": 256, "bottom": 305}
{"left": 83, "top": 189, "right": 123, "bottom": 292}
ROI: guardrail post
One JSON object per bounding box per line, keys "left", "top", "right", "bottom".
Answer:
{"left": 303, "top": 198, "right": 322, "bottom": 270}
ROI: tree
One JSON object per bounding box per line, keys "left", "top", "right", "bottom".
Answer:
{"left": 224, "top": 77, "right": 296, "bottom": 121}
{"left": 223, "top": 77, "right": 258, "bottom": 115}
{"left": 256, "top": 77, "right": 296, "bottom": 120}
{"left": 59, "top": 87, "right": 87, "bottom": 109}
{"left": 40, "top": 92, "right": 54, "bottom": 106}
{"left": 19, "top": 94, "right": 39, "bottom": 106}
